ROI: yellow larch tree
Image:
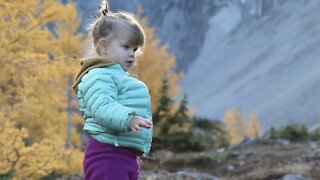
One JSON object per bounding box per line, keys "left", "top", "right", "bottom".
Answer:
{"left": 0, "top": 119, "right": 83, "bottom": 179}
{"left": 0, "top": 0, "right": 83, "bottom": 178}
{"left": 224, "top": 109, "right": 263, "bottom": 144}
{"left": 0, "top": 115, "right": 28, "bottom": 177}
{"left": 246, "top": 113, "right": 262, "bottom": 138}
{"left": 224, "top": 108, "right": 247, "bottom": 144}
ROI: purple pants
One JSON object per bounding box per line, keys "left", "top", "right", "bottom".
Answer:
{"left": 83, "top": 137, "right": 140, "bottom": 180}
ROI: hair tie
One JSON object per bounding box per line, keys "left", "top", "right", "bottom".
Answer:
{"left": 102, "top": 9, "right": 108, "bottom": 16}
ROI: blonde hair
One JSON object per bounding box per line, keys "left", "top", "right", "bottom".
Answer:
{"left": 87, "top": 0, "right": 145, "bottom": 56}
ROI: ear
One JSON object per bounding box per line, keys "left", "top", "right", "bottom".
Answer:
{"left": 98, "top": 39, "right": 108, "bottom": 55}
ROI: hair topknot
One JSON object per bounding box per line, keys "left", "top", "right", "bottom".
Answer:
{"left": 87, "top": 0, "right": 145, "bottom": 56}
{"left": 101, "top": 0, "right": 109, "bottom": 16}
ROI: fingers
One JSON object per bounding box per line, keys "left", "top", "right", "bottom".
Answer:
{"left": 136, "top": 122, "right": 152, "bottom": 133}
{"left": 133, "top": 124, "right": 142, "bottom": 133}
{"left": 129, "top": 116, "right": 152, "bottom": 133}
{"left": 138, "top": 120, "right": 152, "bottom": 128}
{"left": 133, "top": 122, "right": 150, "bottom": 133}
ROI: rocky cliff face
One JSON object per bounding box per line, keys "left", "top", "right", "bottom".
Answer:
{"left": 73, "top": 0, "right": 320, "bottom": 130}
{"left": 182, "top": 0, "right": 320, "bottom": 130}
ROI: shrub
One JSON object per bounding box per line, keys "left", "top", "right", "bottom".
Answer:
{"left": 152, "top": 117, "right": 229, "bottom": 153}
{"left": 269, "top": 122, "right": 309, "bottom": 142}
{"left": 310, "top": 127, "right": 320, "bottom": 141}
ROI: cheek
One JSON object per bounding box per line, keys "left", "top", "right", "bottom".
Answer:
{"left": 99, "top": 46, "right": 108, "bottom": 56}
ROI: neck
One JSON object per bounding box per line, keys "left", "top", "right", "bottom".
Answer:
{"left": 99, "top": 54, "right": 116, "bottom": 63}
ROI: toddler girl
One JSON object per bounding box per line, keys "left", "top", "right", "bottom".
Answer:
{"left": 72, "top": 1, "right": 153, "bottom": 179}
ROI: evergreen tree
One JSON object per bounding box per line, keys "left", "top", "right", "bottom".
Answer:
{"left": 168, "top": 94, "right": 191, "bottom": 134}
{"left": 173, "top": 94, "right": 189, "bottom": 121}
{"left": 269, "top": 127, "right": 277, "bottom": 139}
{"left": 151, "top": 78, "right": 173, "bottom": 150}
{"left": 153, "top": 78, "right": 173, "bottom": 132}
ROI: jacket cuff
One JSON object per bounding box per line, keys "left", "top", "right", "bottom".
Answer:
{"left": 121, "top": 109, "right": 136, "bottom": 132}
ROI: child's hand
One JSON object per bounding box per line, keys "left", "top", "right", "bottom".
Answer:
{"left": 129, "top": 116, "right": 152, "bottom": 133}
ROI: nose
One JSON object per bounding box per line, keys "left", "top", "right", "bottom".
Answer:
{"left": 128, "top": 49, "right": 135, "bottom": 57}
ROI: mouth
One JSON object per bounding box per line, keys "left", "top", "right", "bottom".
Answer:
{"left": 126, "top": 60, "right": 134, "bottom": 65}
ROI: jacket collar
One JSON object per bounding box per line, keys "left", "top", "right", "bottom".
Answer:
{"left": 72, "top": 56, "right": 115, "bottom": 93}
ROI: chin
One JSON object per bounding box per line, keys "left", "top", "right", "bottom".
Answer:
{"left": 122, "top": 66, "right": 129, "bottom": 71}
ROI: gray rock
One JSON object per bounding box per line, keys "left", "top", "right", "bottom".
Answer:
{"left": 227, "top": 165, "right": 235, "bottom": 171}
{"left": 176, "top": 171, "right": 220, "bottom": 180}
{"left": 276, "top": 139, "right": 290, "bottom": 146}
{"left": 238, "top": 150, "right": 256, "bottom": 160}
{"left": 307, "top": 140, "right": 318, "bottom": 150}
{"left": 262, "top": 131, "right": 271, "bottom": 140}
{"left": 232, "top": 137, "right": 256, "bottom": 149}
{"left": 239, "top": 160, "right": 246, "bottom": 166}
{"left": 216, "top": 148, "right": 225, "bottom": 153}
{"left": 152, "top": 150, "right": 174, "bottom": 163}
{"left": 282, "top": 174, "right": 305, "bottom": 180}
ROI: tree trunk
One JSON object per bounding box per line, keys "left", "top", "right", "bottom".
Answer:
{"left": 65, "top": 75, "right": 73, "bottom": 149}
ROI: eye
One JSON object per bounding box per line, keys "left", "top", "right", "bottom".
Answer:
{"left": 133, "top": 48, "right": 138, "bottom": 52}
{"left": 122, "top": 45, "right": 130, "bottom": 49}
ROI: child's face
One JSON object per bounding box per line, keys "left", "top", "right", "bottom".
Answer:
{"left": 102, "top": 35, "right": 138, "bottom": 71}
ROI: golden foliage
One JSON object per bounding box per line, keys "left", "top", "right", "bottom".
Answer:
{"left": 15, "top": 139, "right": 65, "bottom": 179}
{"left": 224, "top": 108, "right": 262, "bottom": 144}
{"left": 0, "top": 121, "right": 83, "bottom": 179}
{"left": 246, "top": 113, "right": 262, "bottom": 138}
{"left": 0, "top": 0, "right": 83, "bottom": 178}
{"left": 224, "top": 108, "right": 246, "bottom": 144}
{"left": 0, "top": 0, "right": 82, "bottom": 141}
{"left": 0, "top": 121, "right": 28, "bottom": 175}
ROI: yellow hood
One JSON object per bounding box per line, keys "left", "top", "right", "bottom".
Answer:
{"left": 72, "top": 56, "right": 115, "bottom": 93}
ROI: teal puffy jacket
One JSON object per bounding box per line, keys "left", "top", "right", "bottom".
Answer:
{"left": 77, "top": 64, "right": 153, "bottom": 154}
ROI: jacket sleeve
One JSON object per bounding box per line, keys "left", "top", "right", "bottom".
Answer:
{"left": 80, "top": 70, "right": 135, "bottom": 132}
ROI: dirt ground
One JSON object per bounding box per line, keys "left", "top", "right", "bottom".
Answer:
{"left": 141, "top": 140, "right": 320, "bottom": 180}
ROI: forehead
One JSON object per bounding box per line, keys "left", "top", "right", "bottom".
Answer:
{"left": 116, "top": 30, "right": 131, "bottom": 42}
{"left": 111, "top": 29, "right": 129, "bottom": 43}
{"left": 113, "top": 25, "right": 142, "bottom": 47}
